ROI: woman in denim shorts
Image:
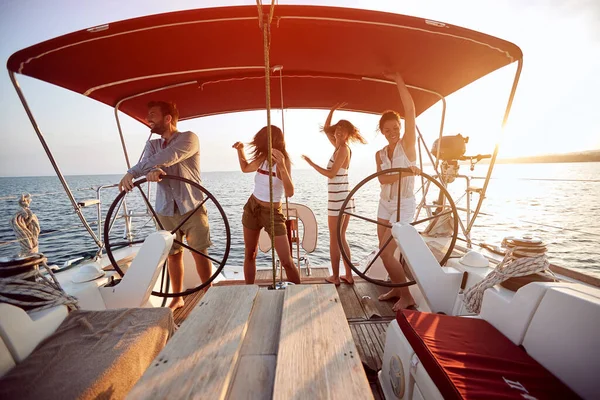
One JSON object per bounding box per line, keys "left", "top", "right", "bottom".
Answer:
{"left": 232, "top": 126, "right": 301, "bottom": 284}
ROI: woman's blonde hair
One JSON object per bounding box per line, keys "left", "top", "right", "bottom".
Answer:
{"left": 322, "top": 119, "right": 367, "bottom": 144}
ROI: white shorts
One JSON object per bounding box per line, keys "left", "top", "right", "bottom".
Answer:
{"left": 377, "top": 197, "right": 416, "bottom": 224}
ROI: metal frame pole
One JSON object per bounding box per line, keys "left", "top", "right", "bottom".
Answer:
{"left": 468, "top": 59, "right": 523, "bottom": 233}
{"left": 9, "top": 70, "right": 103, "bottom": 248}
{"left": 114, "top": 107, "right": 131, "bottom": 169}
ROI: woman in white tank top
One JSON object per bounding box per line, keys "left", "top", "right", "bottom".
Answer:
{"left": 375, "top": 73, "right": 418, "bottom": 311}
{"left": 233, "top": 126, "right": 301, "bottom": 285}
{"left": 302, "top": 103, "right": 366, "bottom": 286}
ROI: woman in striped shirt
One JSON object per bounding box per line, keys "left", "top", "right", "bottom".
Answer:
{"left": 302, "top": 103, "right": 366, "bottom": 285}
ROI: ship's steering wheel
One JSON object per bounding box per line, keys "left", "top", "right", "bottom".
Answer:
{"left": 103, "top": 175, "right": 230, "bottom": 297}
{"left": 338, "top": 168, "right": 459, "bottom": 287}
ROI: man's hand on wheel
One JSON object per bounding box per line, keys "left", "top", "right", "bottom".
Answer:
{"left": 118, "top": 172, "right": 135, "bottom": 192}
{"left": 147, "top": 168, "right": 166, "bottom": 183}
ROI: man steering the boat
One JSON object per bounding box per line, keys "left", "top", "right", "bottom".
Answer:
{"left": 118, "top": 101, "right": 212, "bottom": 311}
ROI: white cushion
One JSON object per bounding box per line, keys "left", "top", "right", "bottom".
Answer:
{"left": 0, "top": 303, "right": 68, "bottom": 362}
{"left": 523, "top": 285, "right": 600, "bottom": 399}
{"left": 480, "top": 282, "right": 564, "bottom": 345}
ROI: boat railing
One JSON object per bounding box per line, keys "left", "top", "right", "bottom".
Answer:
{"left": 0, "top": 182, "right": 156, "bottom": 267}
{"left": 415, "top": 172, "right": 600, "bottom": 248}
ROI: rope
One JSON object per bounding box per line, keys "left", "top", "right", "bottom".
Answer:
{"left": 0, "top": 257, "right": 79, "bottom": 313}
{"left": 464, "top": 237, "right": 555, "bottom": 314}
{"left": 258, "top": 0, "right": 278, "bottom": 287}
{"left": 10, "top": 194, "right": 40, "bottom": 256}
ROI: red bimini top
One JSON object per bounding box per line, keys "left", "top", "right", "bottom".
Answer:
{"left": 7, "top": 5, "right": 522, "bottom": 125}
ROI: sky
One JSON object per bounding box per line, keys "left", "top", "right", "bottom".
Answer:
{"left": 0, "top": 0, "right": 599, "bottom": 177}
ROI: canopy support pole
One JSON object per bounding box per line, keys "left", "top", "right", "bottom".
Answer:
{"left": 468, "top": 59, "right": 523, "bottom": 234}
{"left": 8, "top": 70, "right": 103, "bottom": 249}
{"left": 113, "top": 106, "right": 131, "bottom": 169}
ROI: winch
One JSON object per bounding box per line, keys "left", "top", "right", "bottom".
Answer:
{"left": 432, "top": 134, "right": 491, "bottom": 182}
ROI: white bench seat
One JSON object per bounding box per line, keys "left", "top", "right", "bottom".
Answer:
{"left": 380, "top": 282, "right": 600, "bottom": 399}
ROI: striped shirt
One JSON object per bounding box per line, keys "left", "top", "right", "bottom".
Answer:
{"left": 327, "top": 147, "right": 355, "bottom": 217}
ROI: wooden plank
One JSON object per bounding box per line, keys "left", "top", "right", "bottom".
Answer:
{"left": 350, "top": 324, "right": 378, "bottom": 372}
{"left": 172, "top": 288, "right": 206, "bottom": 326}
{"left": 227, "top": 355, "right": 276, "bottom": 400}
{"left": 128, "top": 285, "right": 259, "bottom": 400}
{"left": 364, "top": 324, "right": 385, "bottom": 365}
{"left": 360, "top": 324, "right": 382, "bottom": 370}
{"left": 369, "top": 323, "right": 387, "bottom": 357}
{"left": 240, "top": 290, "right": 284, "bottom": 356}
{"left": 349, "top": 322, "right": 389, "bottom": 372}
{"left": 273, "top": 285, "right": 373, "bottom": 400}
{"left": 256, "top": 269, "right": 278, "bottom": 281}
{"left": 303, "top": 267, "right": 331, "bottom": 278}
{"left": 255, "top": 267, "right": 330, "bottom": 281}
{"left": 336, "top": 282, "right": 368, "bottom": 320}
{"left": 353, "top": 282, "right": 396, "bottom": 319}
{"left": 214, "top": 275, "right": 370, "bottom": 287}
{"left": 361, "top": 295, "right": 382, "bottom": 319}
{"left": 549, "top": 264, "right": 600, "bottom": 288}
{"left": 214, "top": 277, "right": 329, "bottom": 287}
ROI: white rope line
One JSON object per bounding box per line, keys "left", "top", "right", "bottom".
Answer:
{"left": 83, "top": 66, "right": 265, "bottom": 96}
{"left": 18, "top": 16, "right": 258, "bottom": 74}
{"left": 464, "top": 241, "right": 555, "bottom": 314}
{"left": 277, "top": 15, "right": 517, "bottom": 62}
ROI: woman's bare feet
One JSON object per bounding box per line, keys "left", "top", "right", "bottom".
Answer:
{"left": 378, "top": 288, "right": 402, "bottom": 301}
{"left": 340, "top": 274, "right": 354, "bottom": 285}
{"left": 168, "top": 298, "right": 185, "bottom": 311}
{"left": 325, "top": 275, "right": 341, "bottom": 286}
{"left": 392, "top": 296, "right": 417, "bottom": 312}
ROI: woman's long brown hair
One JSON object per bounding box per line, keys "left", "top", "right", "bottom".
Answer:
{"left": 248, "top": 125, "right": 291, "bottom": 164}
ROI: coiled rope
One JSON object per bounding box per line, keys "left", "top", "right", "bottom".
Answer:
{"left": 464, "top": 236, "right": 555, "bottom": 313}
{"left": 9, "top": 194, "right": 40, "bottom": 256}
{"left": 0, "top": 255, "right": 79, "bottom": 313}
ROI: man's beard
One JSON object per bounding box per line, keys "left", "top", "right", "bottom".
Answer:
{"left": 151, "top": 121, "right": 167, "bottom": 135}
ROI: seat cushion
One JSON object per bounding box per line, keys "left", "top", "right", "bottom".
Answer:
{"left": 0, "top": 307, "right": 174, "bottom": 400}
{"left": 396, "top": 310, "right": 580, "bottom": 399}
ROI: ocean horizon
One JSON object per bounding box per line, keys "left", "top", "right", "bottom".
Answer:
{"left": 1, "top": 162, "right": 599, "bottom": 279}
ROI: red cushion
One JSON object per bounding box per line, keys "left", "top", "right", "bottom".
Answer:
{"left": 396, "top": 310, "right": 580, "bottom": 399}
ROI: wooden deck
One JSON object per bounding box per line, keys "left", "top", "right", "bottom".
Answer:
{"left": 175, "top": 268, "right": 397, "bottom": 325}
{"left": 133, "top": 283, "right": 378, "bottom": 399}
{"left": 168, "top": 267, "right": 396, "bottom": 398}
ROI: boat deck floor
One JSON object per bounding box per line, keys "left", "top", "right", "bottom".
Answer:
{"left": 173, "top": 267, "right": 395, "bottom": 399}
